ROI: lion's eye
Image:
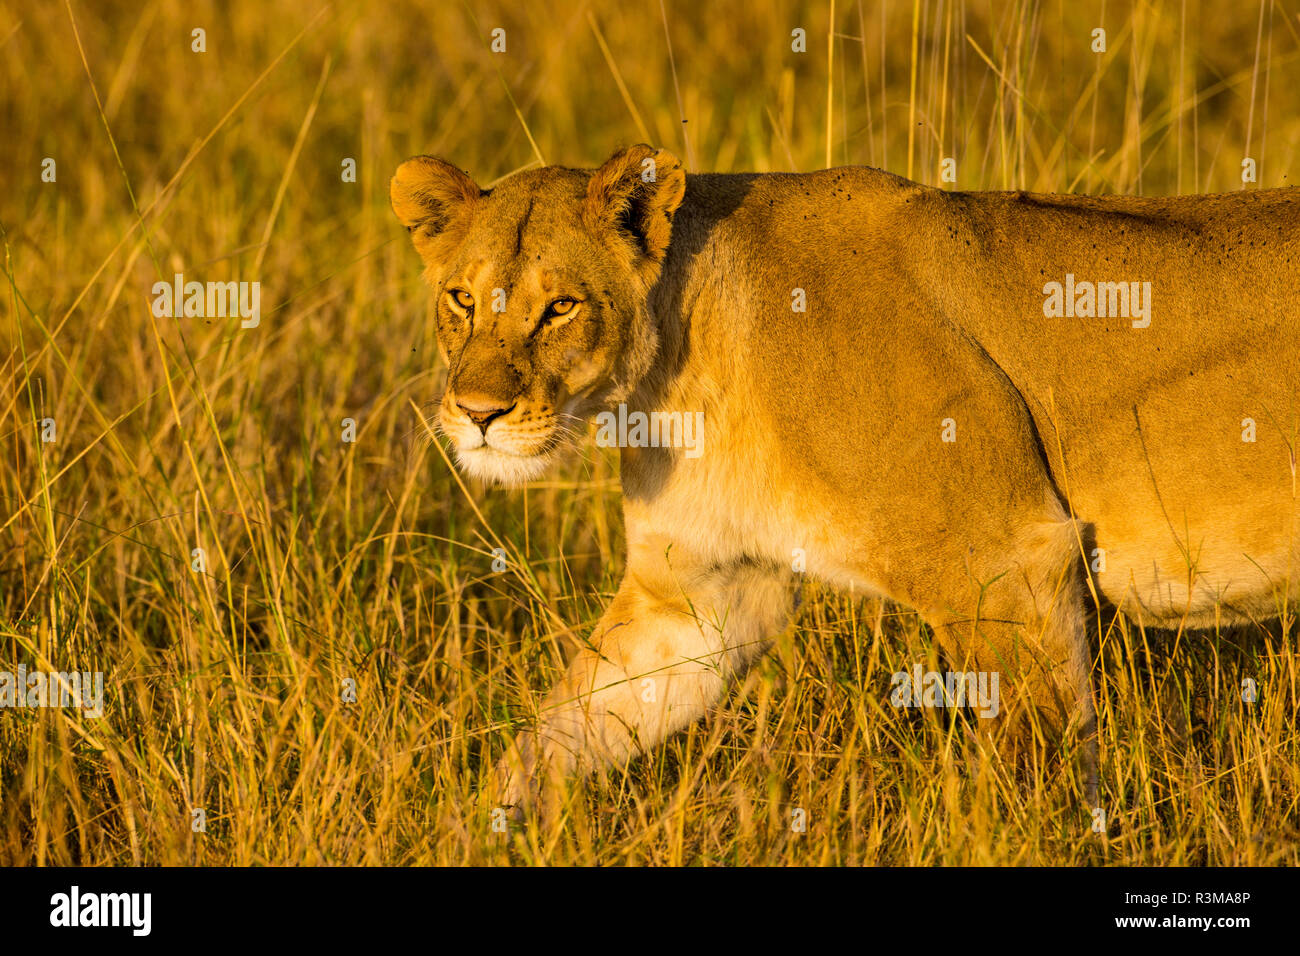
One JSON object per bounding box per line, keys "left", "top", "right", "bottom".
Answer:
{"left": 449, "top": 289, "right": 474, "bottom": 310}
{"left": 544, "top": 298, "right": 578, "bottom": 319}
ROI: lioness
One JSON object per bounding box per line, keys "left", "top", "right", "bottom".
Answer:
{"left": 391, "top": 145, "right": 1299, "bottom": 814}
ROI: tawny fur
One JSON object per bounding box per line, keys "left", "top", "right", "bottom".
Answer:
{"left": 391, "top": 146, "right": 1300, "bottom": 815}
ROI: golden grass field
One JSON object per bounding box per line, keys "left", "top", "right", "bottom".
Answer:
{"left": 1, "top": 0, "right": 1297, "bottom": 865}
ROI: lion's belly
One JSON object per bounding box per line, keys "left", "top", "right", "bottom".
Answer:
{"left": 1089, "top": 523, "right": 1298, "bottom": 626}
{"left": 1026, "top": 345, "right": 1299, "bottom": 626}
{"left": 1069, "top": 454, "right": 1298, "bottom": 626}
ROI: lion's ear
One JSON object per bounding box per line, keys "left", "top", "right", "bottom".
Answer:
{"left": 585, "top": 145, "right": 686, "bottom": 262}
{"left": 390, "top": 155, "right": 483, "bottom": 238}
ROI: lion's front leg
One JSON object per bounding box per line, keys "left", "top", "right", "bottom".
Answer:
{"left": 491, "top": 558, "right": 790, "bottom": 818}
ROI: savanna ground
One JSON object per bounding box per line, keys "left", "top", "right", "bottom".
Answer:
{"left": 1, "top": 0, "right": 1297, "bottom": 866}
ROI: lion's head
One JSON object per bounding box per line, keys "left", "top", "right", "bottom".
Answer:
{"left": 390, "top": 144, "right": 686, "bottom": 485}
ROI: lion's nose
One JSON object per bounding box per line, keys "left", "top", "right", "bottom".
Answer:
{"left": 456, "top": 396, "right": 516, "bottom": 433}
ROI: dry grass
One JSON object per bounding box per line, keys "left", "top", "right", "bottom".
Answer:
{"left": 1, "top": 0, "right": 1297, "bottom": 865}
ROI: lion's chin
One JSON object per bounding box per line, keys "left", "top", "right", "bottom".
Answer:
{"left": 453, "top": 444, "right": 554, "bottom": 487}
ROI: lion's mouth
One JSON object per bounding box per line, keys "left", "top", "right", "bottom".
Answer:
{"left": 434, "top": 398, "right": 573, "bottom": 485}
{"left": 451, "top": 423, "right": 562, "bottom": 458}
